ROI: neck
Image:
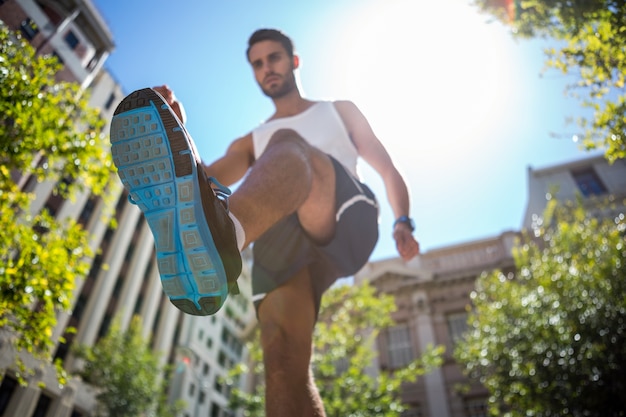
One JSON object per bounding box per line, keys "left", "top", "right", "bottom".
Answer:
{"left": 271, "top": 89, "right": 315, "bottom": 119}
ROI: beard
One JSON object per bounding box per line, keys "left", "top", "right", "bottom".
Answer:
{"left": 260, "top": 72, "right": 297, "bottom": 99}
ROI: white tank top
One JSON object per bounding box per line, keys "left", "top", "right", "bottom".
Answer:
{"left": 251, "top": 101, "right": 359, "bottom": 178}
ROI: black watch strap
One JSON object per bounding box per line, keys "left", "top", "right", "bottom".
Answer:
{"left": 394, "top": 215, "right": 415, "bottom": 232}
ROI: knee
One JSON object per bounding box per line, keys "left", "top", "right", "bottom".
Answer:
{"left": 260, "top": 316, "right": 311, "bottom": 352}
{"left": 270, "top": 128, "right": 305, "bottom": 143}
{"left": 267, "top": 129, "right": 311, "bottom": 155}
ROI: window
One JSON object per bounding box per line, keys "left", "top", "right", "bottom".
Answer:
{"left": 52, "top": 51, "right": 64, "bottom": 65}
{"left": 64, "top": 30, "right": 80, "bottom": 50}
{"left": 401, "top": 406, "right": 423, "bottom": 417}
{"left": 20, "top": 18, "right": 39, "bottom": 40}
{"left": 70, "top": 409, "right": 84, "bottom": 417}
{"left": 571, "top": 167, "right": 607, "bottom": 197}
{"left": 32, "top": 393, "right": 52, "bottom": 417}
{"left": 386, "top": 324, "right": 413, "bottom": 368}
{"left": 104, "top": 93, "right": 116, "bottom": 110}
{"left": 465, "top": 397, "right": 488, "bottom": 417}
{"left": 53, "top": 339, "right": 69, "bottom": 361}
{"left": 0, "top": 375, "right": 18, "bottom": 415}
{"left": 214, "top": 378, "right": 223, "bottom": 394}
{"left": 78, "top": 195, "right": 98, "bottom": 227}
{"left": 98, "top": 314, "right": 112, "bottom": 339}
{"left": 447, "top": 311, "right": 469, "bottom": 344}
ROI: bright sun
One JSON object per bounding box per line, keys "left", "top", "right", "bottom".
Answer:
{"left": 327, "top": 0, "right": 516, "bottom": 165}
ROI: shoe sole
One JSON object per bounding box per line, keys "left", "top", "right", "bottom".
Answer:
{"left": 110, "top": 88, "right": 228, "bottom": 315}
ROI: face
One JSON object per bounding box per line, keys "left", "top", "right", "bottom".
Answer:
{"left": 248, "top": 40, "right": 298, "bottom": 99}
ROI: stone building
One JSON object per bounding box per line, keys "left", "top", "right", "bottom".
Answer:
{"left": 355, "top": 153, "right": 626, "bottom": 417}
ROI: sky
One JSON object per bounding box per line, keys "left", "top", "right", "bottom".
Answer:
{"left": 92, "top": 0, "right": 598, "bottom": 262}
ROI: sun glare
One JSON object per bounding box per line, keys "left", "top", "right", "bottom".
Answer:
{"left": 329, "top": 0, "right": 515, "bottom": 165}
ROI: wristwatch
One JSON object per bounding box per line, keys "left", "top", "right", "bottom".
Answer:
{"left": 393, "top": 215, "right": 415, "bottom": 232}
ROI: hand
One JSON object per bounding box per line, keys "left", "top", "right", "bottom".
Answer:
{"left": 153, "top": 84, "right": 176, "bottom": 104}
{"left": 393, "top": 224, "right": 420, "bottom": 261}
{"left": 152, "top": 85, "right": 187, "bottom": 124}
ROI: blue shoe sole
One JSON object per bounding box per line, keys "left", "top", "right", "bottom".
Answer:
{"left": 110, "top": 89, "right": 229, "bottom": 315}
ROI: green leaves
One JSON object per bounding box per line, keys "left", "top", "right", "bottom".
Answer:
{"left": 72, "top": 317, "right": 183, "bottom": 417}
{"left": 0, "top": 167, "right": 92, "bottom": 383}
{"left": 227, "top": 282, "right": 443, "bottom": 416}
{"left": 0, "top": 22, "right": 115, "bottom": 384}
{"left": 455, "top": 201, "right": 626, "bottom": 416}
{"left": 0, "top": 24, "right": 113, "bottom": 197}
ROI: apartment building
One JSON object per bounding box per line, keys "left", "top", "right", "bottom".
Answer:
{"left": 355, "top": 153, "right": 626, "bottom": 417}
{"left": 169, "top": 250, "right": 256, "bottom": 417}
{"left": 0, "top": 1, "right": 256, "bottom": 416}
{"left": 522, "top": 153, "right": 626, "bottom": 229}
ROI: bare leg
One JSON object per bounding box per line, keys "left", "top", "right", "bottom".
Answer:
{"left": 258, "top": 267, "right": 326, "bottom": 417}
{"left": 305, "top": 368, "right": 326, "bottom": 417}
{"left": 229, "top": 128, "right": 336, "bottom": 247}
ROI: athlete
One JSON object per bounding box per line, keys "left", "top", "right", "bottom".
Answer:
{"left": 110, "top": 28, "right": 419, "bottom": 417}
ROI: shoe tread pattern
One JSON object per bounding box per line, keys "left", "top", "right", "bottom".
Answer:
{"left": 110, "top": 88, "right": 231, "bottom": 315}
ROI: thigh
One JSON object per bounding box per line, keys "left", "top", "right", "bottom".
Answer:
{"left": 296, "top": 145, "right": 337, "bottom": 244}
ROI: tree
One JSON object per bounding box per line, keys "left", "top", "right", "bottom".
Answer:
{"left": 474, "top": 0, "right": 626, "bottom": 162}
{"left": 455, "top": 199, "right": 626, "bottom": 416}
{"left": 227, "top": 281, "right": 443, "bottom": 417}
{"left": 0, "top": 23, "right": 114, "bottom": 383}
{"left": 72, "top": 316, "right": 185, "bottom": 417}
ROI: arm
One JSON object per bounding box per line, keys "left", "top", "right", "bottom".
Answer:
{"left": 334, "top": 100, "right": 420, "bottom": 261}
{"left": 203, "top": 134, "right": 255, "bottom": 187}
{"left": 152, "top": 85, "right": 254, "bottom": 187}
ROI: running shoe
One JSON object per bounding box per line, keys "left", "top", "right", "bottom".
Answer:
{"left": 110, "top": 88, "right": 241, "bottom": 316}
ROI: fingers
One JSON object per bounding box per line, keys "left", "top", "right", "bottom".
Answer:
{"left": 152, "top": 85, "right": 174, "bottom": 103}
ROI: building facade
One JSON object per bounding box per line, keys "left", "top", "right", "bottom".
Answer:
{"left": 0, "top": 1, "right": 256, "bottom": 416}
{"left": 170, "top": 250, "right": 256, "bottom": 417}
{"left": 355, "top": 153, "right": 626, "bottom": 417}
{"left": 356, "top": 232, "right": 517, "bottom": 417}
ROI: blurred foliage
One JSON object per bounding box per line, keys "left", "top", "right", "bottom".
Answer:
{"left": 0, "top": 23, "right": 114, "bottom": 384}
{"left": 455, "top": 198, "right": 626, "bottom": 416}
{"left": 474, "top": 0, "right": 626, "bottom": 162}
{"left": 0, "top": 24, "right": 112, "bottom": 195}
{"left": 226, "top": 281, "right": 444, "bottom": 416}
{"left": 73, "top": 316, "right": 185, "bottom": 417}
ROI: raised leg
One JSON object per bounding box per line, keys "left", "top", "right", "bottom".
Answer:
{"left": 230, "top": 128, "right": 336, "bottom": 247}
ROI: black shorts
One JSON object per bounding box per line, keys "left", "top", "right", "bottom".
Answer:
{"left": 251, "top": 156, "right": 379, "bottom": 317}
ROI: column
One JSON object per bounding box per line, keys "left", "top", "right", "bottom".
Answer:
{"left": 116, "top": 219, "right": 153, "bottom": 330}
{"left": 413, "top": 290, "right": 451, "bottom": 417}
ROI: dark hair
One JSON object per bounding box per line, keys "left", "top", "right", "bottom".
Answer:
{"left": 246, "top": 28, "right": 295, "bottom": 61}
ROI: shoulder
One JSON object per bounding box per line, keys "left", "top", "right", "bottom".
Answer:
{"left": 331, "top": 100, "right": 364, "bottom": 121}
{"left": 331, "top": 99, "right": 358, "bottom": 113}
{"left": 331, "top": 100, "right": 369, "bottom": 131}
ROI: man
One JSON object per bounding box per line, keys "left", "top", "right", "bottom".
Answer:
{"left": 110, "top": 28, "right": 419, "bottom": 417}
